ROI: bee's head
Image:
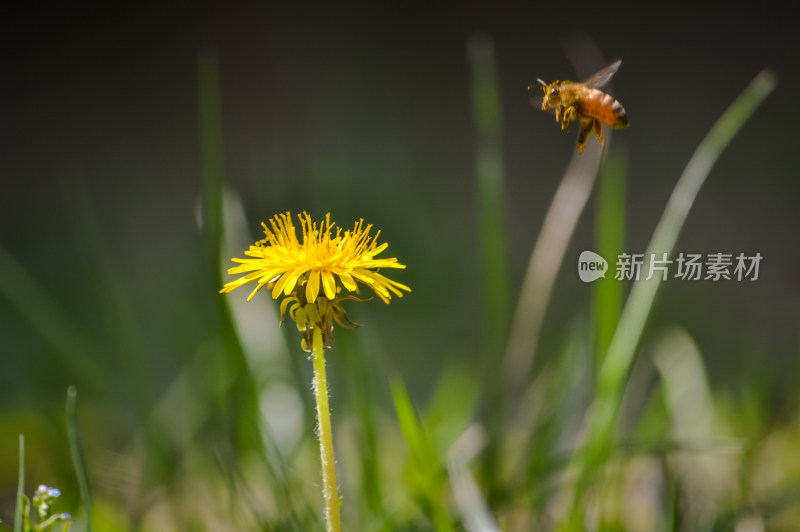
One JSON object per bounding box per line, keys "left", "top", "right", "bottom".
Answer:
{"left": 537, "top": 79, "right": 562, "bottom": 111}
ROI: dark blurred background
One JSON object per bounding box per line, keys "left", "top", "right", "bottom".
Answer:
{"left": 1, "top": 0, "right": 798, "bottom": 524}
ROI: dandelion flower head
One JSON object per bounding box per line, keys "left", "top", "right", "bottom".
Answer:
{"left": 220, "top": 212, "right": 410, "bottom": 305}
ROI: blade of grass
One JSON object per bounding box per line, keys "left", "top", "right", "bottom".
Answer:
{"left": 198, "top": 48, "right": 262, "bottom": 456}
{"left": 593, "top": 148, "right": 627, "bottom": 367}
{"left": 653, "top": 328, "right": 732, "bottom": 528}
{"left": 503, "top": 115, "right": 604, "bottom": 395}
{"left": 60, "top": 176, "right": 148, "bottom": 415}
{"left": 0, "top": 247, "right": 102, "bottom": 386}
{"left": 446, "top": 452, "right": 501, "bottom": 532}
{"left": 66, "top": 386, "right": 93, "bottom": 532}
{"left": 198, "top": 48, "right": 225, "bottom": 277}
{"left": 14, "top": 434, "right": 24, "bottom": 532}
{"left": 467, "top": 32, "right": 510, "bottom": 359}
{"left": 565, "top": 69, "right": 777, "bottom": 528}
{"left": 518, "top": 316, "right": 592, "bottom": 512}
{"left": 338, "top": 332, "right": 385, "bottom": 519}
{"left": 391, "top": 378, "right": 454, "bottom": 532}
{"left": 503, "top": 41, "right": 616, "bottom": 397}
{"left": 467, "top": 31, "right": 510, "bottom": 506}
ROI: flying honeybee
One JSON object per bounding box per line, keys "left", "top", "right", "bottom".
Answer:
{"left": 532, "top": 59, "right": 629, "bottom": 152}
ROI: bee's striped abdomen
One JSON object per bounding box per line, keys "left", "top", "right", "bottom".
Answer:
{"left": 581, "top": 89, "right": 629, "bottom": 129}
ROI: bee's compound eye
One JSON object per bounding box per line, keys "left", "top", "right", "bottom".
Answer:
{"left": 550, "top": 88, "right": 558, "bottom": 96}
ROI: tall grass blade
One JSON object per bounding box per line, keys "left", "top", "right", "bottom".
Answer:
{"left": 67, "top": 386, "right": 94, "bottom": 532}
{"left": 503, "top": 120, "right": 603, "bottom": 395}
{"left": 60, "top": 177, "right": 148, "bottom": 414}
{"left": 14, "top": 434, "right": 24, "bottom": 532}
{"left": 567, "top": 69, "right": 777, "bottom": 526}
{"left": 447, "top": 455, "right": 501, "bottom": 532}
{"left": 597, "top": 68, "right": 776, "bottom": 425}
{"left": 198, "top": 48, "right": 226, "bottom": 276}
{"left": 653, "top": 327, "right": 733, "bottom": 529}
{"left": 467, "top": 32, "right": 510, "bottom": 359}
{"left": 338, "top": 333, "right": 385, "bottom": 518}
{"left": 0, "top": 247, "right": 102, "bottom": 386}
{"left": 198, "top": 48, "right": 261, "bottom": 455}
{"left": 467, "top": 31, "right": 510, "bottom": 505}
{"left": 391, "top": 378, "right": 454, "bottom": 532}
{"left": 593, "top": 148, "right": 627, "bottom": 367}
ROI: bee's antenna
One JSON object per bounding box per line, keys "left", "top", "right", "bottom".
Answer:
{"left": 528, "top": 78, "right": 550, "bottom": 92}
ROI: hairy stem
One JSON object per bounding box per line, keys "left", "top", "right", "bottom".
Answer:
{"left": 312, "top": 327, "right": 341, "bottom": 532}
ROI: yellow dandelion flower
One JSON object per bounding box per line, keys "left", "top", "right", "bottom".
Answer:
{"left": 221, "top": 211, "right": 410, "bottom": 304}
{"left": 221, "top": 212, "right": 410, "bottom": 350}
{"left": 222, "top": 211, "right": 410, "bottom": 530}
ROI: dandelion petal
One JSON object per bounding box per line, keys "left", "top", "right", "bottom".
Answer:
{"left": 307, "top": 270, "right": 321, "bottom": 303}
{"left": 322, "top": 270, "right": 337, "bottom": 300}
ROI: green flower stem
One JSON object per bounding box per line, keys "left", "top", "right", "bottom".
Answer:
{"left": 312, "top": 326, "right": 341, "bottom": 532}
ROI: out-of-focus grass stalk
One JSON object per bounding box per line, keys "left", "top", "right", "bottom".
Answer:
{"left": 67, "top": 386, "right": 93, "bottom": 532}
{"left": 503, "top": 124, "right": 603, "bottom": 393}
{"left": 503, "top": 44, "right": 614, "bottom": 392}
{"left": 61, "top": 178, "right": 148, "bottom": 411}
{"left": 311, "top": 327, "right": 342, "bottom": 532}
{"left": 391, "top": 378, "right": 455, "bottom": 532}
{"left": 338, "top": 333, "right": 385, "bottom": 519}
{"left": 198, "top": 49, "right": 225, "bottom": 275}
{"left": 467, "top": 32, "right": 509, "bottom": 502}
{"left": 564, "top": 69, "right": 776, "bottom": 529}
{"left": 447, "top": 449, "right": 502, "bottom": 532}
{"left": 0, "top": 247, "right": 102, "bottom": 386}
{"left": 653, "top": 328, "right": 730, "bottom": 528}
{"left": 14, "top": 434, "right": 24, "bottom": 532}
{"left": 198, "top": 48, "right": 261, "bottom": 453}
{"left": 467, "top": 33, "right": 510, "bottom": 359}
{"left": 593, "top": 148, "right": 626, "bottom": 367}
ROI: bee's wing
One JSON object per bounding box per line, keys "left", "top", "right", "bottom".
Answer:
{"left": 582, "top": 59, "right": 622, "bottom": 89}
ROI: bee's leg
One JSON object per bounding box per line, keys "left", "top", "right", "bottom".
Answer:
{"left": 560, "top": 106, "right": 577, "bottom": 132}
{"left": 576, "top": 118, "right": 594, "bottom": 152}
{"left": 592, "top": 118, "right": 604, "bottom": 145}
{"left": 577, "top": 126, "right": 589, "bottom": 152}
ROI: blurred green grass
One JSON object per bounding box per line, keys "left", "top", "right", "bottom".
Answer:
{"left": 2, "top": 34, "right": 799, "bottom": 532}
